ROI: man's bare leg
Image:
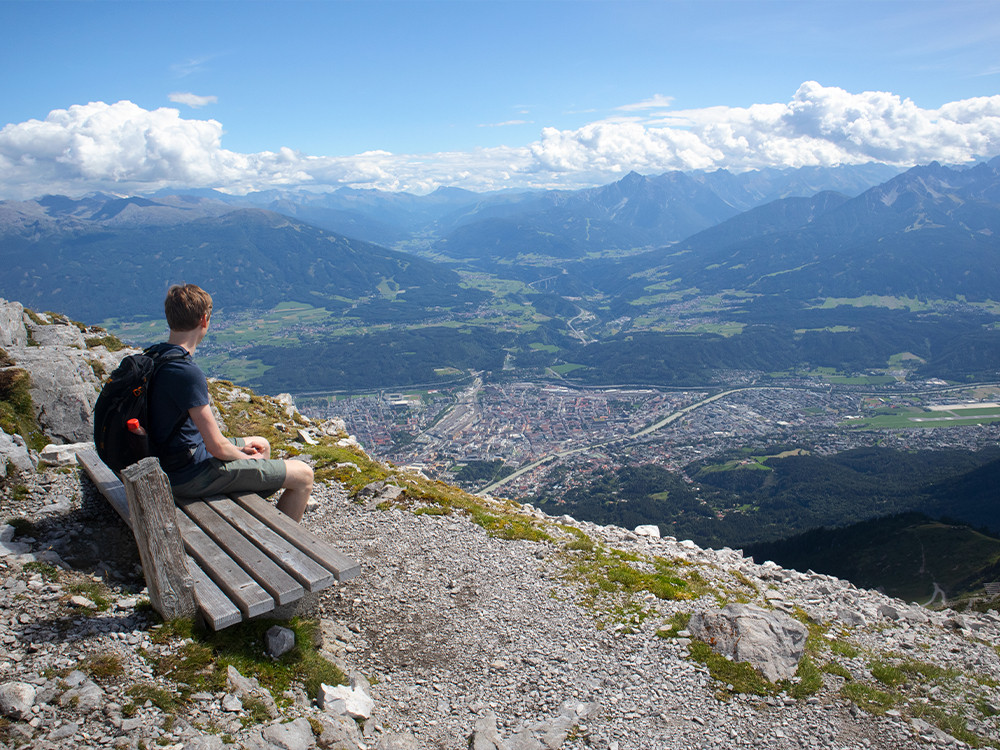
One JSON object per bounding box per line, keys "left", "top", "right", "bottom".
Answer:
{"left": 276, "top": 459, "right": 314, "bottom": 522}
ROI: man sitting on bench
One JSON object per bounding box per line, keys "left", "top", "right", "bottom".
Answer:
{"left": 146, "top": 283, "right": 315, "bottom": 521}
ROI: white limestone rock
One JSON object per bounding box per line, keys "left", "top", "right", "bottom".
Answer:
{"left": 688, "top": 602, "right": 809, "bottom": 682}
{"left": 634, "top": 524, "right": 661, "bottom": 538}
{"left": 0, "top": 681, "right": 36, "bottom": 720}
{"left": 318, "top": 682, "right": 374, "bottom": 720}
{"left": 40, "top": 441, "right": 94, "bottom": 466}
{"left": 0, "top": 299, "right": 28, "bottom": 348}
{"left": 0, "top": 427, "right": 34, "bottom": 476}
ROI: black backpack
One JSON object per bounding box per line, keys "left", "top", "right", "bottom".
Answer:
{"left": 93, "top": 347, "right": 190, "bottom": 474}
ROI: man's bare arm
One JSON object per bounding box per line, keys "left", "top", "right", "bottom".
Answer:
{"left": 188, "top": 404, "right": 263, "bottom": 461}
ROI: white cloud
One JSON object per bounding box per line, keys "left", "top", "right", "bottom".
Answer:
{"left": 168, "top": 92, "right": 218, "bottom": 108}
{"left": 1, "top": 83, "right": 1000, "bottom": 199}
{"left": 617, "top": 94, "right": 675, "bottom": 112}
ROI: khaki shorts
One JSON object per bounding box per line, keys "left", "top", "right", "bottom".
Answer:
{"left": 171, "top": 438, "right": 287, "bottom": 499}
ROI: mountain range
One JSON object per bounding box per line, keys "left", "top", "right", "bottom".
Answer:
{"left": 0, "top": 159, "right": 998, "bottom": 389}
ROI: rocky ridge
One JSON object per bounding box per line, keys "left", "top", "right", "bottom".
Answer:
{"left": 2, "top": 298, "right": 1000, "bottom": 749}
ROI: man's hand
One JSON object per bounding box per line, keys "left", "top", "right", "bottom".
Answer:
{"left": 241, "top": 436, "right": 271, "bottom": 459}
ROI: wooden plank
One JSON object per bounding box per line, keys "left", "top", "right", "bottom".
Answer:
{"left": 77, "top": 448, "right": 131, "bottom": 527}
{"left": 204, "top": 496, "right": 336, "bottom": 592}
{"left": 231, "top": 493, "right": 362, "bottom": 581}
{"left": 188, "top": 561, "right": 242, "bottom": 630}
{"left": 179, "top": 498, "right": 304, "bottom": 606}
{"left": 174, "top": 511, "right": 274, "bottom": 618}
{"left": 121, "top": 459, "right": 197, "bottom": 621}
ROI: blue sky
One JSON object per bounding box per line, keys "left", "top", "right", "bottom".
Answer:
{"left": 1, "top": 0, "right": 999, "bottom": 198}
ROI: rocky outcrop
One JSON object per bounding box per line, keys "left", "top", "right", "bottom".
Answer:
{"left": 0, "top": 298, "right": 130, "bottom": 446}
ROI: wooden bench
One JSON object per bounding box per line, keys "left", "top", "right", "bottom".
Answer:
{"left": 77, "top": 449, "right": 360, "bottom": 630}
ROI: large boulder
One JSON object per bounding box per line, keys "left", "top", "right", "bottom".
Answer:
{"left": 0, "top": 300, "right": 27, "bottom": 349}
{"left": 688, "top": 602, "right": 809, "bottom": 682}
{"left": 0, "top": 299, "right": 133, "bottom": 444}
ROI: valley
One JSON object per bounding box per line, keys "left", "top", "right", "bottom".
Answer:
{"left": 5, "top": 158, "right": 1000, "bottom": 605}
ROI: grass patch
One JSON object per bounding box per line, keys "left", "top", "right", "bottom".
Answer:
{"left": 829, "top": 638, "right": 860, "bottom": 658}
{"left": 85, "top": 334, "right": 126, "bottom": 352}
{"left": 823, "top": 661, "right": 853, "bottom": 680}
{"left": 656, "top": 611, "right": 692, "bottom": 639}
{"left": 0, "top": 368, "right": 46, "bottom": 451}
{"left": 66, "top": 580, "right": 112, "bottom": 612}
{"left": 149, "top": 617, "right": 346, "bottom": 702}
{"left": 470, "top": 509, "right": 551, "bottom": 542}
{"left": 911, "top": 704, "right": 984, "bottom": 748}
{"left": 788, "top": 655, "right": 824, "bottom": 699}
{"left": 21, "top": 560, "right": 59, "bottom": 583}
{"left": 79, "top": 653, "right": 125, "bottom": 682}
{"left": 840, "top": 682, "right": 901, "bottom": 714}
{"left": 127, "top": 683, "right": 183, "bottom": 714}
{"left": 688, "top": 640, "right": 778, "bottom": 698}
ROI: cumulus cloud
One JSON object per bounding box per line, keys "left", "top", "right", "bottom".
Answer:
{"left": 168, "top": 92, "right": 218, "bottom": 108}
{"left": 1, "top": 83, "right": 1000, "bottom": 199}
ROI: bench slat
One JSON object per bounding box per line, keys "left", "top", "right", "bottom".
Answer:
{"left": 179, "top": 498, "right": 305, "bottom": 606}
{"left": 232, "top": 492, "right": 362, "bottom": 581}
{"left": 77, "top": 449, "right": 131, "bottom": 527}
{"left": 174, "top": 511, "right": 275, "bottom": 618}
{"left": 187, "top": 562, "right": 242, "bottom": 630}
{"left": 204, "top": 496, "right": 336, "bottom": 592}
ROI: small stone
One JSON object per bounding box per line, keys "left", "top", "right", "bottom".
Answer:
{"left": 266, "top": 625, "right": 296, "bottom": 658}
{"left": 261, "top": 717, "right": 317, "bottom": 750}
{"left": 318, "top": 683, "right": 374, "bottom": 720}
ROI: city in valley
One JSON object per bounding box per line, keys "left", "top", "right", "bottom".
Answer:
{"left": 296, "top": 376, "right": 1000, "bottom": 503}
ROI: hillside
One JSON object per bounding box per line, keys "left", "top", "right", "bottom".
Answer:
{"left": 746, "top": 513, "right": 1000, "bottom": 604}
{"left": 4, "top": 298, "right": 1000, "bottom": 748}
{"left": 0, "top": 202, "right": 484, "bottom": 321}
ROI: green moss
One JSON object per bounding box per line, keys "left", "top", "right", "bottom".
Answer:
{"left": 85, "top": 334, "right": 126, "bottom": 352}
{"left": 22, "top": 560, "right": 59, "bottom": 581}
{"left": 152, "top": 616, "right": 345, "bottom": 702}
{"left": 787, "top": 655, "right": 823, "bottom": 699}
{"left": 66, "top": 580, "right": 112, "bottom": 612}
{"left": 656, "top": 611, "right": 692, "bottom": 639}
{"left": 240, "top": 696, "right": 273, "bottom": 726}
{"left": 688, "top": 640, "right": 778, "bottom": 698}
{"left": 471, "top": 509, "right": 552, "bottom": 542}
{"left": 0, "top": 368, "right": 46, "bottom": 451}
{"left": 911, "top": 704, "right": 984, "bottom": 748}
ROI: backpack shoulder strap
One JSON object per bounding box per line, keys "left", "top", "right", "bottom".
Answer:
{"left": 144, "top": 346, "right": 195, "bottom": 449}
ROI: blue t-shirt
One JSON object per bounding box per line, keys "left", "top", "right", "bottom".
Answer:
{"left": 145, "top": 343, "right": 213, "bottom": 484}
